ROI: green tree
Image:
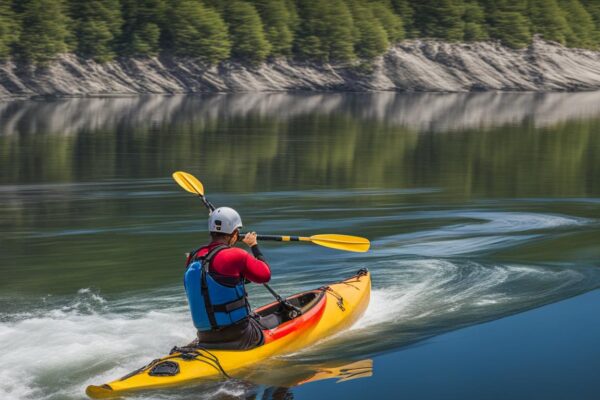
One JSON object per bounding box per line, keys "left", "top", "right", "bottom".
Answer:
{"left": 558, "top": 0, "right": 596, "bottom": 48}
{"left": 412, "top": 0, "right": 465, "bottom": 41}
{"left": 119, "top": 0, "right": 166, "bottom": 56}
{"left": 224, "top": 1, "right": 271, "bottom": 63}
{"left": 371, "top": 2, "right": 404, "bottom": 43}
{"left": 18, "top": 0, "right": 70, "bottom": 63}
{"left": 252, "top": 0, "right": 298, "bottom": 56}
{"left": 349, "top": 0, "right": 389, "bottom": 59}
{"left": 8, "top": 0, "right": 600, "bottom": 64}
{"left": 391, "top": 0, "right": 416, "bottom": 37}
{"left": 527, "top": 0, "right": 569, "bottom": 45}
{"left": 0, "top": 1, "right": 19, "bottom": 59}
{"left": 463, "top": 0, "right": 488, "bottom": 41}
{"left": 202, "top": 0, "right": 225, "bottom": 12}
{"left": 294, "top": 0, "right": 356, "bottom": 62}
{"left": 482, "top": 0, "right": 532, "bottom": 48}
{"left": 68, "top": 0, "right": 123, "bottom": 61}
{"left": 164, "top": 0, "right": 230, "bottom": 63}
{"left": 489, "top": 11, "right": 531, "bottom": 48}
{"left": 580, "top": 0, "right": 600, "bottom": 44}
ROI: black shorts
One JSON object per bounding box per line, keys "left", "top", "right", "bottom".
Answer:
{"left": 196, "top": 317, "right": 264, "bottom": 350}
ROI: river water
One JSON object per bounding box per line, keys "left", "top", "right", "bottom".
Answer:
{"left": 1, "top": 93, "right": 599, "bottom": 399}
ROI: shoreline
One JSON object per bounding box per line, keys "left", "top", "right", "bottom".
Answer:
{"left": 2, "top": 39, "right": 600, "bottom": 101}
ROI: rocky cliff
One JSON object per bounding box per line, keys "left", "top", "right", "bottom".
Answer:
{"left": 1, "top": 39, "right": 600, "bottom": 99}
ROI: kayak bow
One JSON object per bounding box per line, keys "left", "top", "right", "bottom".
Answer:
{"left": 86, "top": 269, "right": 371, "bottom": 398}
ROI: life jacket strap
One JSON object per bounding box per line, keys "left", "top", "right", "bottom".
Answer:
{"left": 198, "top": 244, "right": 229, "bottom": 330}
{"left": 212, "top": 297, "right": 248, "bottom": 313}
{"left": 191, "top": 244, "right": 227, "bottom": 264}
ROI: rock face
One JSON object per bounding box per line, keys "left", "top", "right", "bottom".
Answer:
{"left": 1, "top": 39, "right": 600, "bottom": 99}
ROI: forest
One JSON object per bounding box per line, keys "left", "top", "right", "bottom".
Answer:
{"left": 0, "top": 0, "right": 599, "bottom": 64}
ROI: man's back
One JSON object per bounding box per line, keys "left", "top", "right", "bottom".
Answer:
{"left": 192, "top": 242, "right": 271, "bottom": 284}
{"left": 185, "top": 233, "right": 271, "bottom": 350}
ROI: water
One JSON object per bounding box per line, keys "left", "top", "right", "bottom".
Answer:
{"left": 0, "top": 92, "right": 599, "bottom": 399}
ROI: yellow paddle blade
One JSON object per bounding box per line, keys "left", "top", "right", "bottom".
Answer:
{"left": 172, "top": 171, "right": 204, "bottom": 196}
{"left": 309, "top": 234, "right": 370, "bottom": 253}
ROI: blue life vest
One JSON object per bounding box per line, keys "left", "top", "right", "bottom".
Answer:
{"left": 184, "top": 244, "right": 250, "bottom": 331}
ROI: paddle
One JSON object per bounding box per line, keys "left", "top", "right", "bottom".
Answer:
{"left": 172, "top": 170, "right": 370, "bottom": 315}
{"left": 173, "top": 171, "right": 297, "bottom": 311}
{"left": 172, "top": 171, "right": 370, "bottom": 253}
{"left": 172, "top": 171, "right": 215, "bottom": 211}
{"left": 241, "top": 233, "right": 371, "bottom": 253}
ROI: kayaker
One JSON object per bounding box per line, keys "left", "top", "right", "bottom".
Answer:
{"left": 184, "top": 207, "right": 271, "bottom": 350}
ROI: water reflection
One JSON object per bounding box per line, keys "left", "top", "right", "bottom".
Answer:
{"left": 242, "top": 359, "right": 373, "bottom": 387}
{"left": 156, "top": 359, "right": 373, "bottom": 400}
{"left": 0, "top": 93, "right": 599, "bottom": 197}
{"left": 2, "top": 92, "right": 600, "bottom": 135}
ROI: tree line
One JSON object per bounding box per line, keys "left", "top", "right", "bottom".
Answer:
{"left": 1, "top": 0, "right": 599, "bottom": 64}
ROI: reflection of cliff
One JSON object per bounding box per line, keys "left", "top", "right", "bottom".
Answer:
{"left": 3, "top": 92, "right": 600, "bottom": 136}
{"left": 0, "top": 93, "right": 598, "bottom": 196}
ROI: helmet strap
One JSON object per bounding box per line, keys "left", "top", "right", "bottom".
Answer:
{"left": 229, "top": 230, "right": 239, "bottom": 246}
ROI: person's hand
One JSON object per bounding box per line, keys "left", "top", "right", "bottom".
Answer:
{"left": 242, "top": 231, "right": 258, "bottom": 247}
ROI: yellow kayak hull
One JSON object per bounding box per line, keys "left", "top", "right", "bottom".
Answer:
{"left": 87, "top": 270, "right": 371, "bottom": 398}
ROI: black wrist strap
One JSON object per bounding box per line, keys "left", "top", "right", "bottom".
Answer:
{"left": 251, "top": 245, "right": 266, "bottom": 262}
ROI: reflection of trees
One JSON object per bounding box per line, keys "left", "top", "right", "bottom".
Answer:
{"left": 1, "top": 93, "right": 599, "bottom": 196}
{"left": 270, "top": 114, "right": 418, "bottom": 189}
{"left": 415, "top": 119, "right": 600, "bottom": 197}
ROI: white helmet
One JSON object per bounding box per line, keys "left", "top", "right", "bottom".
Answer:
{"left": 208, "top": 207, "right": 242, "bottom": 234}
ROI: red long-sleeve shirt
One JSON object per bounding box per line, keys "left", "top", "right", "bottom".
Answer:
{"left": 190, "top": 242, "right": 271, "bottom": 284}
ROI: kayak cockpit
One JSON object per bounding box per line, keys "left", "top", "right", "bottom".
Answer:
{"left": 255, "top": 290, "right": 324, "bottom": 329}
{"left": 257, "top": 290, "right": 327, "bottom": 343}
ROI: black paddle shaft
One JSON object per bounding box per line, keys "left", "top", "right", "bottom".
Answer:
{"left": 238, "top": 233, "right": 303, "bottom": 241}
{"left": 199, "top": 195, "right": 215, "bottom": 212}
{"left": 263, "top": 283, "right": 302, "bottom": 317}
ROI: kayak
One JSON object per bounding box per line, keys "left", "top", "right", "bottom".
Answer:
{"left": 86, "top": 269, "right": 371, "bottom": 398}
